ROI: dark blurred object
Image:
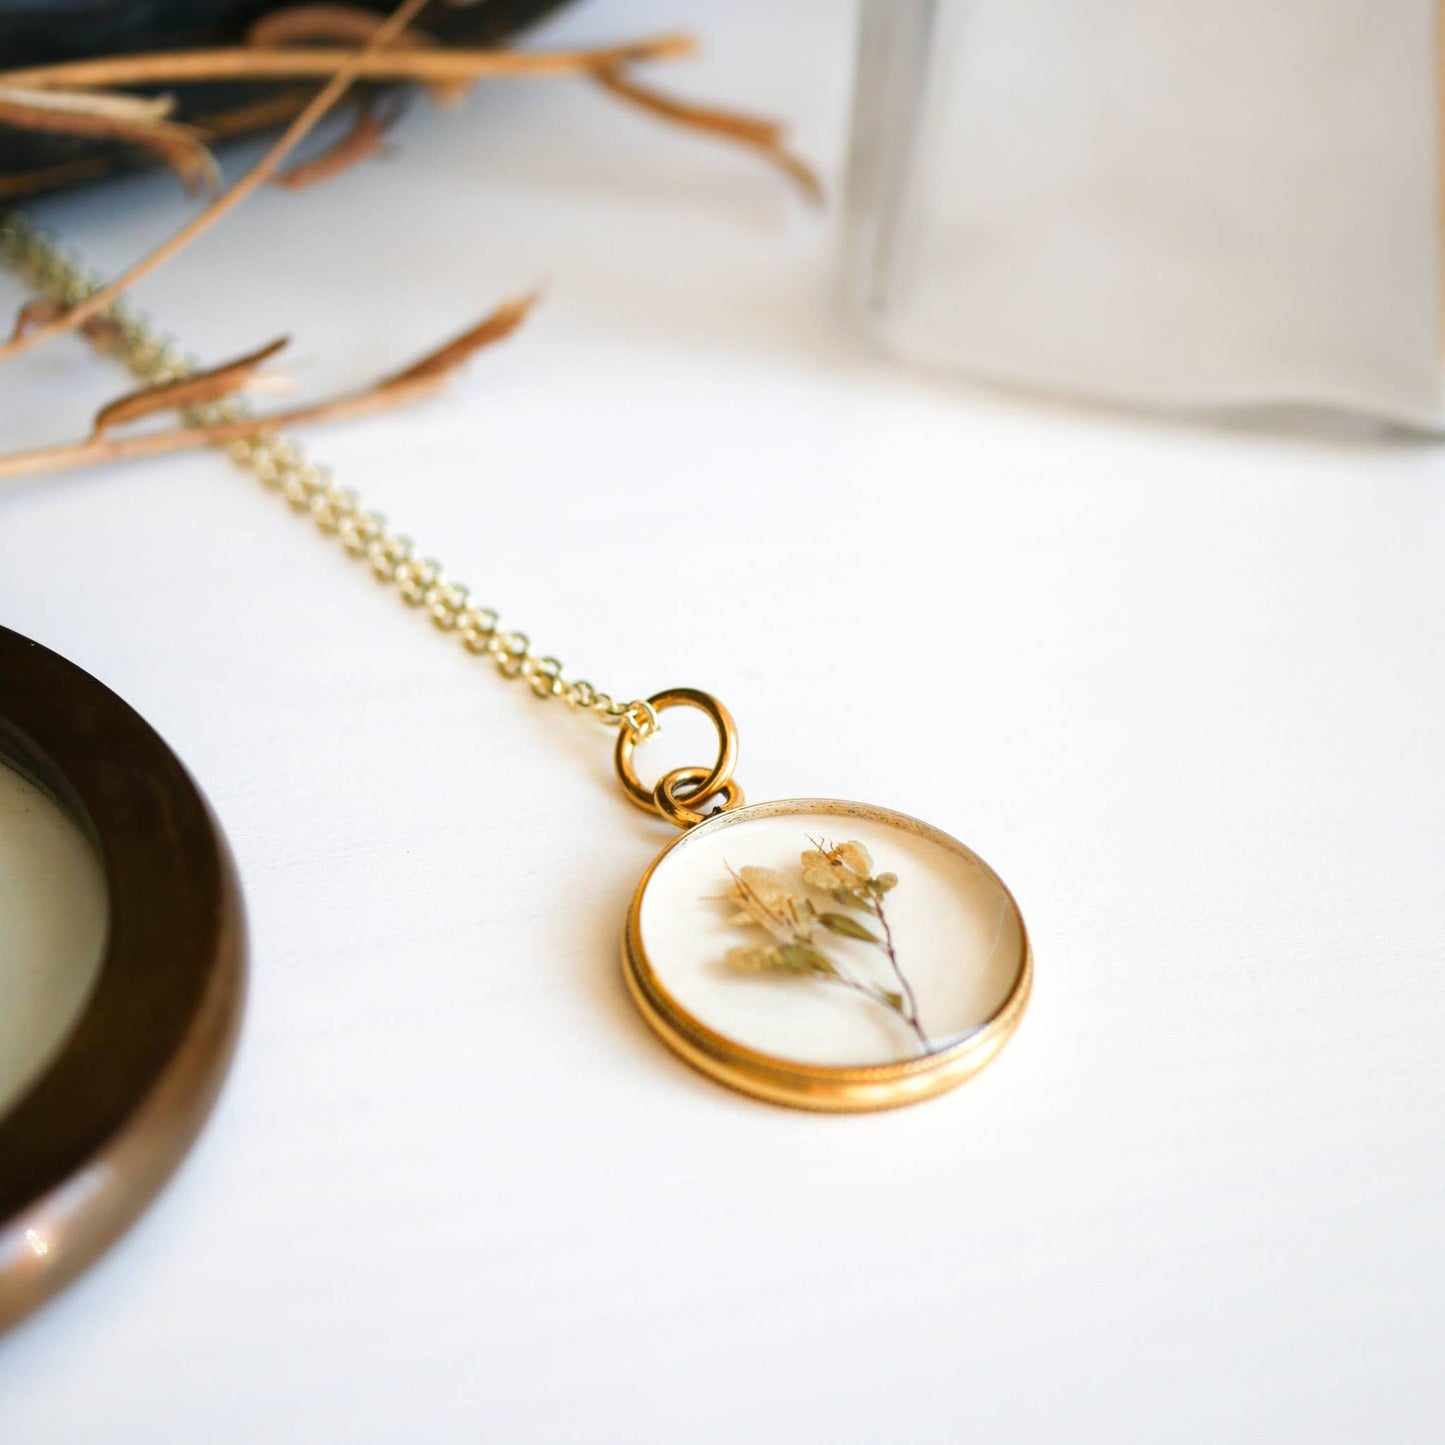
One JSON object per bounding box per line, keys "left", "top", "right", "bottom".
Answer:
{"left": 0, "top": 0, "right": 574, "bottom": 198}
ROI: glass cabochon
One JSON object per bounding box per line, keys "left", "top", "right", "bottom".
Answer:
{"left": 0, "top": 758, "right": 107, "bottom": 1118}
{"left": 634, "top": 800, "right": 1027, "bottom": 1070}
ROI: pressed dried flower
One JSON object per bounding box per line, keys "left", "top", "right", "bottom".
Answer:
{"left": 725, "top": 944, "right": 774, "bottom": 974}
{"left": 724, "top": 941, "right": 836, "bottom": 978}
{"left": 737, "top": 866, "right": 802, "bottom": 916}
{"left": 724, "top": 864, "right": 815, "bottom": 943}
{"left": 717, "top": 838, "right": 930, "bottom": 1051}
{"left": 800, "top": 849, "right": 839, "bottom": 892}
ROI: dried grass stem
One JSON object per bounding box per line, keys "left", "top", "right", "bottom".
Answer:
{"left": 0, "top": 0, "right": 436, "bottom": 365}
{"left": 0, "top": 36, "right": 694, "bottom": 93}
{"left": 0, "top": 294, "right": 538, "bottom": 481}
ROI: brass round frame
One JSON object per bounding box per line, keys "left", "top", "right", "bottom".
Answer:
{"left": 0, "top": 628, "right": 245, "bottom": 1332}
{"left": 622, "top": 797, "right": 1031, "bottom": 1112}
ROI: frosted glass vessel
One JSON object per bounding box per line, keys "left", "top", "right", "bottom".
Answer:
{"left": 844, "top": 0, "right": 1444, "bottom": 426}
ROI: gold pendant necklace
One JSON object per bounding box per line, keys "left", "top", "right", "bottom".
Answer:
{"left": 5, "top": 217, "right": 1032, "bottom": 1112}
{"left": 614, "top": 695, "right": 1031, "bottom": 1110}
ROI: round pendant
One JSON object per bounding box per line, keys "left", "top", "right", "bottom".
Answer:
{"left": 622, "top": 798, "right": 1031, "bottom": 1112}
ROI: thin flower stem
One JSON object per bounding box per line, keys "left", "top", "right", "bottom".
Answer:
{"left": 826, "top": 970, "right": 901, "bottom": 1011}
{"left": 870, "top": 897, "right": 928, "bottom": 1046}
{"left": 822, "top": 969, "right": 929, "bottom": 1048}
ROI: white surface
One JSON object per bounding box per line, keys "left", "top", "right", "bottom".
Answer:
{"left": 1, "top": 2, "right": 1443, "bottom": 1440}
{"left": 0, "top": 765, "right": 106, "bottom": 1115}
{"left": 849, "top": 0, "right": 1444, "bottom": 425}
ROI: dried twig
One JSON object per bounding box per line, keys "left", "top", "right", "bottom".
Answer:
{"left": 248, "top": 3, "right": 470, "bottom": 106}
{"left": 0, "top": 156, "right": 112, "bottom": 199}
{"left": 10, "top": 295, "right": 126, "bottom": 347}
{"left": 193, "top": 90, "right": 314, "bottom": 138}
{"left": 274, "top": 93, "right": 405, "bottom": 189}
{"left": 376, "top": 293, "right": 537, "bottom": 385}
{"left": 91, "top": 337, "right": 290, "bottom": 436}
{"left": 0, "top": 294, "right": 539, "bottom": 481}
{"left": 0, "top": 0, "right": 436, "bottom": 366}
{"left": 0, "top": 36, "right": 695, "bottom": 92}
{"left": 595, "top": 66, "right": 821, "bottom": 203}
{"left": 0, "top": 5, "right": 817, "bottom": 399}
{"left": 0, "top": 86, "right": 172, "bottom": 123}
{"left": 0, "top": 84, "right": 219, "bottom": 194}
{"left": 249, "top": 2, "right": 427, "bottom": 46}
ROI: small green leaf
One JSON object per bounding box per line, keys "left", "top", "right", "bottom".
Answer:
{"left": 819, "top": 912, "right": 881, "bottom": 944}
{"left": 874, "top": 872, "right": 899, "bottom": 894}
{"left": 832, "top": 888, "right": 869, "bottom": 912}
{"left": 880, "top": 990, "right": 904, "bottom": 1010}
{"left": 777, "top": 943, "right": 836, "bottom": 976}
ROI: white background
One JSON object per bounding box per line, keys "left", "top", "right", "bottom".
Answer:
{"left": 2, "top": 1, "right": 1443, "bottom": 1439}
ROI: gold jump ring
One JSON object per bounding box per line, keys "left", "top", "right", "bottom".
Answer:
{"left": 653, "top": 765, "right": 745, "bottom": 830}
{"left": 614, "top": 688, "right": 738, "bottom": 818}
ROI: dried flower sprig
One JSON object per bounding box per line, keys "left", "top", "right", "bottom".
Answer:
{"left": 802, "top": 838, "right": 923, "bottom": 1040}
{"left": 0, "top": 16, "right": 818, "bottom": 203}
{"left": 0, "top": 0, "right": 438, "bottom": 366}
{"left": 719, "top": 840, "right": 930, "bottom": 1051}
{"left": 0, "top": 8, "right": 817, "bottom": 366}
{"left": 0, "top": 30, "right": 695, "bottom": 205}
{"left": 0, "top": 0, "right": 818, "bottom": 502}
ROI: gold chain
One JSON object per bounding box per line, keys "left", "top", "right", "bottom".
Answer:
{"left": 0, "top": 213, "right": 662, "bottom": 740}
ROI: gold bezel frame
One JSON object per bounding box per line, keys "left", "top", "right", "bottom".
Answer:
{"left": 622, "top": 797, "right": 1031, "bottom": 1112}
